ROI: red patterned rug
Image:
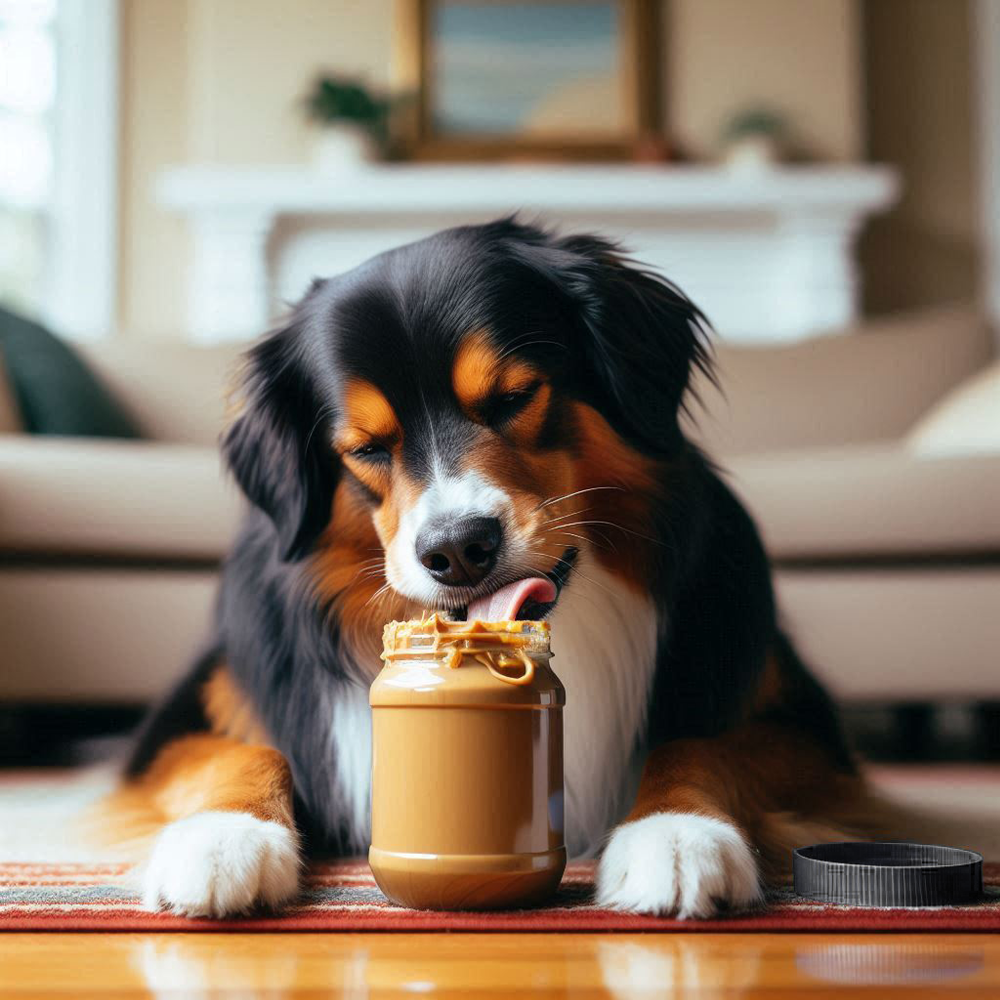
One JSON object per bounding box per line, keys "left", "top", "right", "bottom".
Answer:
{"left": 2, "top": 860, "right": 998, "bottom": 932}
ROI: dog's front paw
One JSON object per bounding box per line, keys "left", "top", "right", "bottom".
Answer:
{"left": 141, "top": 811, "right": 300, "bottom": 917}
{"left": 596, "top": 813, "right": 762, "bottom": 919}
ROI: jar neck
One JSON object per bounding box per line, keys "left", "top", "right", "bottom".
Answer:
{"left": 381, "top": 614, "right": 551, "bottom": 684}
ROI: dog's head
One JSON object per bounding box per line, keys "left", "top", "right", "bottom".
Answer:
{"left": 225, "top": 219, "right": 709, "bottom": 644}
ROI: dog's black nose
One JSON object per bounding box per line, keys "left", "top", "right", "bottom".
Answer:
{"left": 416, "top": 516, "right": 502, "bottom": 587}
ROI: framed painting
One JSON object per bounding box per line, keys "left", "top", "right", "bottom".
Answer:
{"left": 393, "top": 0, "right": 664, "bottom": 160}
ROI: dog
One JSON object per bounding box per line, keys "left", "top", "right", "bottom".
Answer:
{"left": 107, "top": 218, "right": 880, "bottom": 918}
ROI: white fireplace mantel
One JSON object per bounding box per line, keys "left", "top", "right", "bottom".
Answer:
{"left": 157, "top": 163, "right": 899, "bottom": 344}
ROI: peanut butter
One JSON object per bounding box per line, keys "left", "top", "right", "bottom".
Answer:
{"left": 369, "top": 615, "right": 566, "bottom": 910}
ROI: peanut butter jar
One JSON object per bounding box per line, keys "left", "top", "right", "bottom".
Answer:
{"left": 369, "top": 614, "right": 566, "bottom": 910}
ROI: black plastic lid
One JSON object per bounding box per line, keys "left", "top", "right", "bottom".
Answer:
{"left": 793, "top": 842, "right": 983, "bottom": 907}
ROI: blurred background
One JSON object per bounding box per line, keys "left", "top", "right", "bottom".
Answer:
{"left": 0, "top": 0, "right": 997, "bottom": 767}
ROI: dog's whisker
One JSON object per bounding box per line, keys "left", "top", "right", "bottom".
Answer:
{"left": 539, "top": 506, "right": 596, "bottom": 527}
{"left": 548, "top": 527, "right": 618, "bottom": 554}
{"left": 535, "top": 486, "right": 625, "bottom": 511}
{"left": 302, "top": 405, "right": 335, "bottom": 456}
{"left": 545, "top": 519, "right": 666, "bottom": 548}
{"left": 547, "top": 530, "right": 591, "bottom": 547}
{"left": 361, "top": 582, "right": 394, "bottom": 611}
{"left": 523, "top": 549, "right": 619, "bottom": 601}
{"left": 493, "top": 334, "right": 567, "bottom": 364}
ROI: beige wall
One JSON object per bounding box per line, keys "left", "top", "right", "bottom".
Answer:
{"left": 118, "top": 0, "right": 192, "bottom": 341}
{"left": 118, "top": 0, "right": 862, "bottom": 340}
{"left": 859, "top": 0, "right": 980, "bottom": 315}
{"left": 118, "top": 0, "right": 393, "bottom": 339}
{"left": 669, "top": 0, "right": 861, "bottom": 162}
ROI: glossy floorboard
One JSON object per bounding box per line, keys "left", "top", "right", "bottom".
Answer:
{"left": 1, "top": 932, "right": 997, "bottom": 998}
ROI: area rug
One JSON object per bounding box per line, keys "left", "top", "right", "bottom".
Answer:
{"left": 2, "top": 766, "right": 999, "bottom": 932}
{"left": 2, "top": 860, "right": 999, "bottom": 933}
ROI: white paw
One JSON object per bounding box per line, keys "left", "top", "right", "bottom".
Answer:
{"left": 141, "top": 811, "right": 300, "bottom": 917}
{"left": 596, "top": 813, "right": 762, "bottom": 919}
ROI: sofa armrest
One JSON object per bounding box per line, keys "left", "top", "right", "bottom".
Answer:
{"left": 726, "top": 443, "right": 1000, "bottom": 561}
{"left": 77, "top": 340, "right": 245, "bottom": 445}
{"left": 686, "top": 305, "right": 993, "bottom": 457}
{"left": 0, "top": 436, "right": 242, "bottom": 560}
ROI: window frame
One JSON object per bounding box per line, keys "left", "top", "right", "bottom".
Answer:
{"left": 43, "top": 0, "right": 119, "bottom": 341}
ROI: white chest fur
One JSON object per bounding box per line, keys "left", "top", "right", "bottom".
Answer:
{"left": 328, "top": 681, "right": 374, "bottom": 853}
{"left": 548, "top": 555, "right": 659, "bottom": 857}
{"left": 332, "top": 553, "right": 659, "bottom": 859}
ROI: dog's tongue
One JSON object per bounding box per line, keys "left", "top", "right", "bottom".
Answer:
{"left": 466, "top": 577, "right": 556, "bottom": 622}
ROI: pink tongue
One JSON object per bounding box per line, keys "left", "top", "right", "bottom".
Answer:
{"left": 466, "top": 577, "right": 557, "bottom": 622}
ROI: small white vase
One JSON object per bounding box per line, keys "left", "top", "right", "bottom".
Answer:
{"left": 724, "top": 135, "right": 780, "bottom": 173}
{"left": 312, "top": 124, "right": 376, "bottom": 171}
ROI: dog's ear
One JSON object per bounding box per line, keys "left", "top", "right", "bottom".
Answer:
{"left": 510, "top": 229, "right": 712, "bottom": 453}
{"left": 223, "top": 321, "right": 338, "bottom": 561}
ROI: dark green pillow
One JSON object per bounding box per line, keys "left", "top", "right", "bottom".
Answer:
{"left": 0, "top": 307, "right": 140, "bottom": 438}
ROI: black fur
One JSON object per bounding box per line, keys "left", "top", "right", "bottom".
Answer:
{"left": 126, "top": 643, "right": 216, "bottom": 777}
{"left": 223, "top": 301, "right": 339, "bottom": 562}
{"left": 128, "top": 218, "right": 852, "bottom": 851}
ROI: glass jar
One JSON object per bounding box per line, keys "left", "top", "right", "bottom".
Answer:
{"left": 368, "top": 615, "right": 566, "bottom": 910}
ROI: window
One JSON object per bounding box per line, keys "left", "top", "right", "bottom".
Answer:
{"left": 0, "top": 0, "right": 56, "bottom": 317}
{"left": 0, "top": 0, "right": 117, "bottom": 338}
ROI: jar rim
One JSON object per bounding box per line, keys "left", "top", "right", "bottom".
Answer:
{"left": 382, "top": 613, "right": 551, "bottom": 660}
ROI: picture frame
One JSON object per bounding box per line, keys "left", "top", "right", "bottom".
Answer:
{"left": 392, "top": 0, "right": 664, "bottom": 161}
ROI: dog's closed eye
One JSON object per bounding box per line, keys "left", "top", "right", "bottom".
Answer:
{"left": 348, "top": 442, "right": 390, "bottom": 462}
{"left": 482, "top": 381, "right": 541, "bottom": 425}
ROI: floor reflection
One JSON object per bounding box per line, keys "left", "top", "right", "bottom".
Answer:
{"left": 133, "top": 937, "right": 303, "bottom": 998}
{"left": 127, "top": 931, "right": 991, "bottom": 998}
{"left": 795, "top": 942, "right": 985, "bottom": 986}
{"left": 597, "top": 938, "right": 762, "bottom": 998}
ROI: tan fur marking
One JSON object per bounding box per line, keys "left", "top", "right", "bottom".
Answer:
{"left": 145, "top": 735, "right": 295, "bottom": 827}
{"left": 202, "top": 666, "right": 270, "bottom": 745}
{"left": 497, "top": 359, "right": 543, "bottom": 395}
{"left": 508, "top": 381, "right": 551, "bottom": 447}
{"left": 341, "top": 452, "right": 390, "bottom": 497}
{"left": 452, "top": 331, "right": 500, "bottom": 410}
{"left": 93, "top": 735, "right": 296, "bottom": 855}
{"left": 336, "top": 380, "right": 401, "bottom": 449}
{"left": 452, "top": 331, "right": 545, "bottom": 416}
{"left": 310, "top": 479, "right": 415, "bottom": 669}
{"left": 560, "top": 402, "right": 663, "bottom": 586}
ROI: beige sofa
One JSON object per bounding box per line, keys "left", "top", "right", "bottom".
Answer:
{"left": 0, "top": 306, "right": 997, "bottom": 704}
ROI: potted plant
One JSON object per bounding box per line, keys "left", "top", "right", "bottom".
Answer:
{"left": 303, "top": 75, "right": 391, "bottom": 169}
{"left": 721, "top": 108, "right": 790, "bottom": 171}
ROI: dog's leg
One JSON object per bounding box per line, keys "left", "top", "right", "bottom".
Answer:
{"left": 596, "top": 723, "right": 871, "bottom": 918}
{"left": 110, "top": 734, "right": 300, "bottom": 917}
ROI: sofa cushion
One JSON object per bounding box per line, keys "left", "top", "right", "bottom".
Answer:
{"left": 727, "top": 444, "right": 1000, "bottom": 560}
{"left": 0, "top": 438, "right": 242, "bottom": 560}
{"left": 907, "top": 360, "right": 1000, "bottom": 458}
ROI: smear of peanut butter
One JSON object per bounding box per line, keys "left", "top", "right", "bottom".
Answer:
{"left": 381, "top": 613, "right": 549, "bottom": 685}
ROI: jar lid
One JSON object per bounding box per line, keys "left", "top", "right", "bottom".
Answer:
{"left": 793, "top": 842, "right": 983, "bottom": 907}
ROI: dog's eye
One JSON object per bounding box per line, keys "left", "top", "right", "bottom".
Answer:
{"left": 487, "top": 382, "right": 540, "bottom": 424}
{"left": 349, "top": 442, "right": 389, "bottom": 462}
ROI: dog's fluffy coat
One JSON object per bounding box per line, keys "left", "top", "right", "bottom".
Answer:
{"left": 112, "top": 219, "right": 879, "bottom": 918}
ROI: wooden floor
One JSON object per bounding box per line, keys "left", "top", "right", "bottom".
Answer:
{"left": 1, "top": 932, "right": 997, "bottom": 998}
